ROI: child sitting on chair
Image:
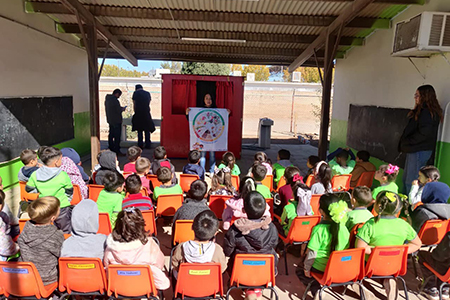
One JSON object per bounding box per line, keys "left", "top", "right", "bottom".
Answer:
{"left": 310, "top": 161, "right": 333, "bottom": 195}
{"left": 218, "top": 152, "right": 241, "bottom": 176}
{"left": 372, "top": 164, "right": 399, "bottom": 200}
{"left": 182, "top": 150, "right": 205, "bottom": 181}
{"left": 18, "top": 149, "right": 39, "bottom": 182}
{"left": 18, "top": 196, "right": 64, "bottom": 285}
{"left": 93, "top": 150, "right": 121, "bottom": 186}
{"left": 327, "top": 147, "right": 356, "bottom": 176}
{"left": 350, "top": 151, "right": 376, "bottom": 188}
{"left": 303, "top": 155, "right": 320, "bottom": 184}
{"left": 123, "top": 174, "right": 153, "bottom": 211}
{"left": 123, "top": 146, "right": 142, "bottom": 173}
{"left": 345, "top": 186, "right": 374, "bottom": 231}
{"left": 150, "top": 146, "right": 177, "bottom": 184}
{"left": 208, "top": 168, "right": 236, "bottom": 196}
{"left": 247, "top": 152, "right": 272, "bottom": 176}
{"left": 152, "top": 167, "right": 183, "bottom": 202}
{"left": 173, "top": 180, "right": 210, "bottom": 224}
{"left": 0, "top": 190, "right": 19, "bottom": 261}
{"left": 273, "top": 149, "right": 293, "bottom": 188}
{"left": 135, "top": 157, "right": 151, "bottom": 192}
{"left": 171, "top": 210, "right": 227, "bottom": 278}
{"left": 277, "top": 167, "right": 302, "bottom": 215}
{"left": 96, "top": 170, "right": 125, "bottom": 226}
{"left": 103, "top": 207, "right": 170, "bottom": 291}
{"left": 251, "top": 163, "right": 271, "bottom": 199}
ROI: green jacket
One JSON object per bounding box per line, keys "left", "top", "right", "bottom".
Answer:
{"left": 281, "top": 200, "right": 298, "bottom": 236}
{"left": 273, "top": 160, "right": 293, "bottom": 184}
{"left": 96, "top": 190, "right": 124, "bottom": 226}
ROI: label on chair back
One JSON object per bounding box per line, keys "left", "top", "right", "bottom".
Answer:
{"left": 2, "top": 268, "right": 28, "bottom": 274}
{"left": 379, "top": 250, "right": 400, "bottom": 256}
{"left": 243, "top": 260, "right": 266, "bottom": 266}
{"left": 118, "top": 270, "right": 141, "bottom": 276}
{"left": 68, "top": 264, "right": 95, "bottom": 269}
{"left": 433, "top": 224, "right": 443, "bottom": 228}
{"left": 302, "top": 221, "right": 310, "bottom": 225}
{"left": 189, "top": 270, "right": 211, "bottom": 275}
{"left": 341, "top": 256, "right": 352, "bottom": 262}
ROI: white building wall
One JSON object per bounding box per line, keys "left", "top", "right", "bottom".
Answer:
{"left": 0, "top": 0, "right": 89, "bottom": 113}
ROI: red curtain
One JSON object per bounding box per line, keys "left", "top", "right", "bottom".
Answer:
{"left": 172, "top": 80, "right": 197, "bottom": 114}
{"left": 216, "top": 81, "right": 234, "bottom": 112}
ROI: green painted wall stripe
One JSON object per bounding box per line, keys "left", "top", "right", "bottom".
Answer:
{"left": 0, "top": 111, "right": 90, "bottom": 190}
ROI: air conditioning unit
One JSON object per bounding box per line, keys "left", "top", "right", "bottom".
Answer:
{"left": 292, "top": 72, "right": 301, "bottom": 82}
{"left": 392, "top": 12, "right": 450, "bottom": 57}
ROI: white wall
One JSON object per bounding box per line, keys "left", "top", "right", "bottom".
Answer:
{"left": 0, "top": 0, "right": 89, "bottom": 113}
{"left": 333, "top": 0, "right": 450, "bottom": 122}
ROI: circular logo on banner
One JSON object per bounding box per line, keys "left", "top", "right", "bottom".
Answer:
{"left": 192, "top": 109, "right": 225, "bottom": 143}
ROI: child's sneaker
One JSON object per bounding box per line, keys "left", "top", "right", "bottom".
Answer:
{"left": 443, "top": 287, "right": 449, "bottom": 300}
{"left": 422, "top": 288, "right": 439, "bottom": 300}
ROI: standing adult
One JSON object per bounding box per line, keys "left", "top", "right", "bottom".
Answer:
{"left": 399, "top": 85, "right": 443, "bottom": 194}
{"left": 105, "top": 89, "right": 126, "bottom": 156}
{"left": 132, "top": 84, "right": 155, "bottom": 149}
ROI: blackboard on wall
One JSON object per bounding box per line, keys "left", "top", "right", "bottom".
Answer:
{"left": 347, "top": 105, "right": 410, "bottom": 168}
{"left": 0, "top": 96, "right": 74, "bottom": 162}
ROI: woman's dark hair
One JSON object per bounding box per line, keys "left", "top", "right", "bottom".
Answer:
{"left": 221, "top": 152, "right": 236, "bottom": 172}
{"left": 210, "top": 169, "right": 234, "bottom": 194}
{"left": 408, "top": 85, "right": 443, "bottom": 122}
{"left": 374, "top": 191, "right": 402, "bottom": 223}
{"left": 419, "top": 165, "right": 440, "bottom": 182}
{"left": 319, "top": 193, "right": 342, "bottom": 252}
{"left": 112, "top": 208, "right": 148, "bottom": 245}
{"left": 238, "top": 176, "right": 256, "bottom": 200}
{"left": 315, "top": 162, "right": 332, "bottom": 190}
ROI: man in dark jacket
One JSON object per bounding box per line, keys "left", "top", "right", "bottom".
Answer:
{"left": 132, "top": 84, "right": 155, "bottom": 149}
{"left": 105, "top": 89, "right": 126, "bottom": 155}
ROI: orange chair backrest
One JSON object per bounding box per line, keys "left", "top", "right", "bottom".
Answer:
{"left": 58, "top": 257, "right": 107, "bottom": 294}
{"left": 19, "top": 181, "right": 39, "bottom": 202}
{"left": 230, "top": 254, "right": 276, "bottom": 288}
{"left": 98, "top": 213, "right": 112, "bottom": 235}
{"left": 122, "top": 172, "right": 133, "bottom": 178}
{"left": 231, "top": 175, "right": 240, "bottom": 190}
{"left": 417, "top": 219, "right": 450, "bottom": 246}
{"left": 286, "top": 216, "right": 321, "bottom": 244}
{"left": 331, "top": 174, "right": 352, "bottom": 192}
{"left": 180, "top": 174, "right": 200, "bottom": 193}
{"left": 88, "top": 184, "right": 104, "bottom": 202}
{"left": 355, "top": 171, "right": 375, "bottom": 188}
{"left": 142, "top": 210, "right": 157, "bottom": 236}
{"left": 174, "top": 263, "right": 223, "bottom": 299}
{"left": 209, "top": 195, "right": 233, "bottom": 219}
{"left": 0, "top": 261, "right": 53, "bottom": 298}
{"left": 266, "top": 198, "right": 274, "bottom": 218}
{"left": 155, "top": 194, "right": 183, "bottom": 217}
{"left": 107, "top": 265, "right": 158, "bottom": 298}
{"left": 173, "top": 220, "right": 195, "bottom": 247}
{"left": 125, "top": 188, "right": 149, "bottom": 198}
{"left": 365, "top": 245, "right": 408, "bottom": 278}
{"left": 146, "top": 174, "right": 162, "bottom": 191}
{"left": 19, "top": 218, "right": 30, "bottom": 233}
{"left": 349, "top": 223, "right": 364, "bottom": 248}
{"left": 261, "top": 175, "right": 273, "bottom": 192}
{"left": 305, "top": 175, "right": 315, "bottom": 188}
{"left": 320, "top": 248, "right": 365, "bottom": 286}
{"left": 71, "top": 184, "right": 82, "bottom": 205}
{"left": 310, "top": 194, "right": 321, "bottom": 216}
{"left": 276, "top": 176, "right": 287, "bottom": 192}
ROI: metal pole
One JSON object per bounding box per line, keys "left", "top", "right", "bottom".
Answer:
{"left": 290, "top": 88, "right": 295, "bottom": 133}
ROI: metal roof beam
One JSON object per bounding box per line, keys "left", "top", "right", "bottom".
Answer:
{"left": 289, "top": 0, "right": 376, "bottom": 71}
{"left": 27, "top": 2, "right": 389, "bottom": 29}
{"left": 58, "top": 23, "right": 365, "bottom": 46}
{"left": 287, "top": 0, "right": 423, "bottom": 3}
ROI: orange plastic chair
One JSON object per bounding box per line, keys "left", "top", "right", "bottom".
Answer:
{"left": 142, "top": 210, "right": 157, "bottom": 236}
{"left": 266, "top": 198, "right": 274, "bottom": 218}
{"left": 261, "top": 174, "right": 274, "bottom": 192}
{"left": 363, "top": 245, "right": 409, "bottom": 300}
{"left": 417, "top": 219, "right": 450, "bottom": 247}
{"left": 423, "top": 261, "right": 450, "bottom": 299}
{"left": 0, "top": 261, "right": 57, "bottom": 299}
{"left": 226, "top": 254, "right": 278, "bottom": 300}
{"left": 355, "top": 171, "right": 375, "bottom": 188}
{"left": 349, "top": 223, "right": 365, "bottom": 248}
{"left": 19, "top": 218, "right": 30, "bottom": 234}
{"left": 18, "top": 181, "right": 39, "bottom": 217}
{"left": 71, "top": 184, "right": 83, "bottom": 205}
{"left": 209, "top": 195, "right": 233, "bottom": 220}
{"left": 275, "top": 176, "right": 287, "bottom": 192}
{"left": 331, "top": 174, "right": 352, "bottom": 192}
{"left": 98, "top": 213, "right": 112, "bottom": 235}
{"left": 231, "top": 175, "right": 240, "bottom": 190}
{"left": 305, "top": 175, "right": 315, "bottom": 188}
{"left": 122, "top": 172, "right": 133, "bottom": 178}
{"left": 59, "top": 257, "right": 107, "bottom": 298}
{"left": 155, "top": 194, "right": 183, "bottom": 217}
{"left": 180, "top": 174, "right": 200, "bottom": 193}
{"left": 172, "top": 220, "right": 195, "bottom": 247}
{"left": 107, "top": 265, "right": 159, "bottom": 299}
{"left": 279, "top": 215, "right": 321, "bottom": 275}
{"left": 146, "top": 174, "right": 162, "bottom": 191}
{"left": 310, "top": 194, "right": 321, "bottom": 216}
{"left": 88, "top": 184, "right": 104, "bottom": 202}
{"left": 174, "top": 263, "right": 223, "bottom": 299}
{"left": 304, "top": 248, "right": 365, "bottom": 300}
{"left": 125, "top": 188, "right": 149, "bottom": 198}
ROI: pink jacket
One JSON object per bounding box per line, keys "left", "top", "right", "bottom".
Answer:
{"left": 103, "top": 235, "right": 170, "bottom": 290}
{"left": 60, "top": 157, "right": 88, "bottom": 199}
{"left": 222, "top": 197, "right": 271, "bottom": 230}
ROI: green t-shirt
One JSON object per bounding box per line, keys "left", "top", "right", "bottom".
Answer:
{"left": 273, "top": 162, "right": 293, "bottom": 184}
{"left": 256, "top": 183, "right": 271, "bottom": 199}
{"left": 280, "top": 200, "right": 298, "bottom": 236}
{"left": 96, "top": 190, "right": 124, "bottom": 226}
{"left": 372, "top": 182, "right": 399, "bottom": 200}
{"left": 356, "top": 217, "right": 417, "bottom": 249}
{"left": 307, "top": 221, "right": 350, "bottom": 272}
{"left": 329, "top": 159, "right": 356, "bottom": 176}
{"left": 218, "top": 163, "right": 241, "bottom": 176}
{"left": 345, "top": 208, "right": 374, "bottom": 231}
{"left": 26, "top": 169, "right": 73, "bottom": 208}
{"left": 153, "top": 184, "right": 183, "bottom": 200}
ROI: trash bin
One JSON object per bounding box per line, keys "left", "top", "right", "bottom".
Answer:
{"left": 258, "top": 118, "right": 274, "bottom": 149}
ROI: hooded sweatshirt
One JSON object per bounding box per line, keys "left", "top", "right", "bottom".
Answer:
{"left": 95, "top": 151, "right": 119, "bottom": 186}
{"left": 25, "top": 166, "right": 73, "bottom": 208}
{"left": 60, "top": 156, "right": 88, "bottom": 199}
{"left": 18, "top": 221, "right": 64, "bottom": 285}
{"left": 18, "top": 166, "right": 39, "bottom": 182}
{"left": 103, "top": 235, "right": 170, "bottom": 290}
{"left": 172, "top": 198, "right": 210, "bottom": 224}
{"left": 61, "top": 199, "right": 107, "bottom": 259}
{"left": 350, "top": 161, "right": 377, "bottom": 188}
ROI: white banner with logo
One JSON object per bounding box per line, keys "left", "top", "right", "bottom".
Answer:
{"left": 189, "top": 107, "right": 229, "bottom": 152}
